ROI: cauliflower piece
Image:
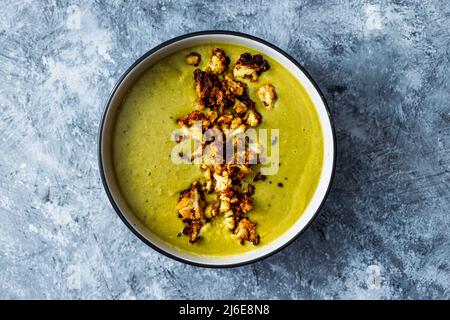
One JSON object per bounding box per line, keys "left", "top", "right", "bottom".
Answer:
{"left": 233, "top": 64, "right": 258, "bottom": 82}
{"left": 194, "top": 69, "right": 231, "bottom": 110}
{"left": 239, "top": 194, "right": 253, "bottom": 213}
{"left": 177, "top": 110, "right": 210, "bottom": 130}
{"left": 234, "top": 218, "right": 260, "bottom": 245}
{"left": 213, "top": 164, "right": 225, "bottom": 175}
{"left": 233, "top": 99, "right": 247, "bottom": 115}
{"left": 176, "top": 184, "right": 209, "bottom": 243}
{"left": 224, "top": 210, "right": 236, "bottom": 230}
{"left": 176, "top": 195, "right": 193, "bottom": 221}
{"left": 216, "top": 114, "right": 234, "bottom": 127}
{"left": 219, "top": 193, "right": 231, "bottom": 213}
{"left": 203, "top": 142, "right": 223, "bottom": 167}
{"left": 226, "top": 164, "right": 252, "bottom": 180}
{"left": 185, "top": 52, "right": 201, "bottom": 66}
{"left": 205, "top": 201, "right": 220, "bottom": 219}
{"left": 205, "top": 179, "right": 213, "bottom": 193}
{"left": 176, "top": 184, "right": 205, "bottom": 221}
{"left": 226, "top": 123, "right": 246, "bottom": 137}
{"left": 224, "top": 74, "right": 245, "bottom": 96}
{"left": 207, "top": 110, "right": 218, "bottom": 123}
{"left": 203, "top": 165, "right": 212, "bottom": 179}
{"left": 233, "top": 53, "right": 270, "bottom": 82}
{"left": 214, "top": 171, "right": 231, "bottom": 193}
{"left": 208, "top": 48, "right": 230, "bottom": 75}
{"left": 200, "top": 164, "right": 213, "bottom": 191}
{"left": 194, "top": 69, "right": 216, "bottom": 101}
{"left": 183, "top": 220, "right": 202, "bottom": 243}
{"left": 244, "top": 108, "right": 262, "bottom": 127}
{"left": 256, "top": 84, "right": 277, "bottom": 109}
{"left": 230, "top": 117, "right": 243, "bottom": 130}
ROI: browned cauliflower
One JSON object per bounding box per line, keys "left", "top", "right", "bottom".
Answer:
{"left": 224, "top": 74, "right": 245, "bottom": 96}
{"left": 205, "top": 200, "right": 220, "bottom": 219}
{"left": 208, "top": 48, "right": 230, "bottom": 75}
{"left": 256, "top": 84, "right": 277, "bottom": 109}
{"left": 213, "top": 170, "right": 232, "bottom": 193}
{"left": 183, "top": 220, "right": 202, "bottom": 243}
{"left": 177, "top": 110, "right": 211, "bottom": 130}
{"left": 176, "top": 183, "right": 205, "bottom": 222}
{"left": 244, "top": 108, "right": 262, "bottom": 127}
{"left": 193, "top": 69, "right": 234, "bottom": 110}
{"left": 233, "top": 99, "right": 248, "bottom": 115}
{"left": 234, "top": 218, "right": 260, "bottom": 245}
{"left": 224, "top": 210, "right": 236, "bottom": 230}
{"left": 233, "top": 53, "right": 270, "bottom": 82}
{"left": 185, "top": 52, "right": 201, "bottom": 66}
{"left": 239, "top": 194, "right": 253, "bottom": 213}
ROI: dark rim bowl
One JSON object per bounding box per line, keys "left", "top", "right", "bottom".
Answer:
{"left": 98, "top": 31, "right": 336, "bottom": 268}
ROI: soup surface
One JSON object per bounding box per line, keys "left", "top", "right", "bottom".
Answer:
{"left": 113, "top": 44, "right": 323, "bottom": 256}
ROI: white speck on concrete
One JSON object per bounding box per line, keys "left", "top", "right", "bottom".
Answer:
{"left": 365, "top": 4, "right": 383, "bottom": 30}
{"left": 66, "top": 5, "right": 81, "bottom": 30}
{"left": 367, "top": 265, "right": 382, "bottom": 290}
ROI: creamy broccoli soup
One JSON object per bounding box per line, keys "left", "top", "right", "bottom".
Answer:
{"left": 112, "top": 44, "right": 323, "bottom": 256}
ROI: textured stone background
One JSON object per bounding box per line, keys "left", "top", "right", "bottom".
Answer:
{"left": 0, "top": 0, "right": 449, "bottom": 299}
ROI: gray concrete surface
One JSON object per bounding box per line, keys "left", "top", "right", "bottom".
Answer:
{"left": 0, "top": 0, "right": 449, "bottom": 299}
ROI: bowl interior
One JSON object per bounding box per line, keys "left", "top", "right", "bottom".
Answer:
{"left": 100, "top": 33, "right": 335, "bottom": 267}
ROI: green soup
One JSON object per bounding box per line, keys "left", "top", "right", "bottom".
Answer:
{"left": 112, "top": 44, "right": 323, "bottom": 256}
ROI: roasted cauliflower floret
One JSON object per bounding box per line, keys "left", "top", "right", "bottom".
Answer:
{"left": 205, "top": 201, "right": 220, "bottom": 219}
{"left": 224, "top": 74, "right": 245, "bottom": 96}
{"left": 234, "top": 218, "right": 260, "bottom": 245}
{"left": 194, "top": 69, "right": 217, "bottom": 100}
{"left": 233, "top": 99, "right": 247, "bottom": 115}
{"left": 202, "top": 142, "right": 223, "bottom": 166}
{"left": 225, "top": 164, "right": 252, "bottom": 181}
{"left": 193, "top": 69, "right": 236, "bottom": 110}
{"left": 239, "top": 194, "right": 253, "bottom": 213}
{"left": 207, "top": 110, "right": 218, "bottom": 123}
{"left": 176, "top": 184, "right": 205, "bottom": 221}
{"left": 185, "top": 52, "right": 201, "bottom": 66}
{"left": 233, "top": 53, "right": 270, "bottom": 82}
{"left": 177, "top": 110, "right": 210, "bottom": 130}
{"left": 203, "top": 167, "right": 213, "bottom": 193}
{"left": 233, "top": 64, "right": 257, "bottom": 82}
{"left": 193, "top": 69, "right": 223, "bottom": 109}
{"left": 244, "top": 108, "right": 262, "bottom": 127}
{"left": 256, "top": 84, "right": 277, "bottom": 109}
{"left": 216, "top": 114, "right": 234, "bottom": 127}
{"left": 230, "top": 117, "right": 243, "bottom": 129}
{"left": 225, "top": 123, "right": 246, "bottom": 138}
{"left": 213, "top": 164, "right": 225, "bottom": 175}
{"left": 208, "top": 48, "right": 230, "bottom": 75}
{"left": 214, "top": 171, "right": 232, "bottom": 193}
{"left": 183, "top": 220, "right": 202, "bottom": 243}
{"left": 219, "top": 193, "right": 232, "bottom": 213}
{"left": 224, "top": 210, "right": 236, "bottom": 230}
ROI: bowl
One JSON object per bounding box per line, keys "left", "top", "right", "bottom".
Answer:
{"left": 98, "top": 31, "right": 336, "bottom": 267}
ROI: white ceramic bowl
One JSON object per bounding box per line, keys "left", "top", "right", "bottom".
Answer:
{"left": 98, "top": 31, "right": 336, "bottom": 267}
